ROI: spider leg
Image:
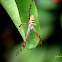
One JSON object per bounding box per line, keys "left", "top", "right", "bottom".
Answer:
{"left": 19, "top": 23, "right": 28, "bottom": 27}
{"left": 21, "top": 27, "right": 30, "bottom": 50}
{"left": 29, "top": 0, "right": 33, "bottom": 22}
{"left": 16, "top": 27, "right": 30, "bottom": 56}
{"left": 32, "top": 27, "right": 43, "bottom": 47}
{"left": 16, "top": 49, "right": 22, "bottom": 56}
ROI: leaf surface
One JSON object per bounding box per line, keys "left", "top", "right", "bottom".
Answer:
{"left": 1, "top": 0, "right": 40, "bottom": 49}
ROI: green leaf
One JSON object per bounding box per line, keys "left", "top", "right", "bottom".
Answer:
{"left": 0, "top": 0, "right": 25, "bottom": 41}
{"left": 1, "top": 0, "right": 40, "bottom": 49}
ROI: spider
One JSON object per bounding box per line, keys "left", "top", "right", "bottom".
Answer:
{"left": 16, "top": 0, "right": 42, "bottom": 56}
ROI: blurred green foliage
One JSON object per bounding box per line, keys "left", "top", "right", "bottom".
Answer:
{"left": 36, "top": 0, "right": 58, "bottom": 40}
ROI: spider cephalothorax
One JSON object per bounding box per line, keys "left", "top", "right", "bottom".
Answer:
{"left": 16, "top": 0, "right": 42, "bottom": 56}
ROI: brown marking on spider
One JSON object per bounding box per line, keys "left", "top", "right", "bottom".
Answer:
{"left": 16, "top": 0, "right": 43, "bottom": 56}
